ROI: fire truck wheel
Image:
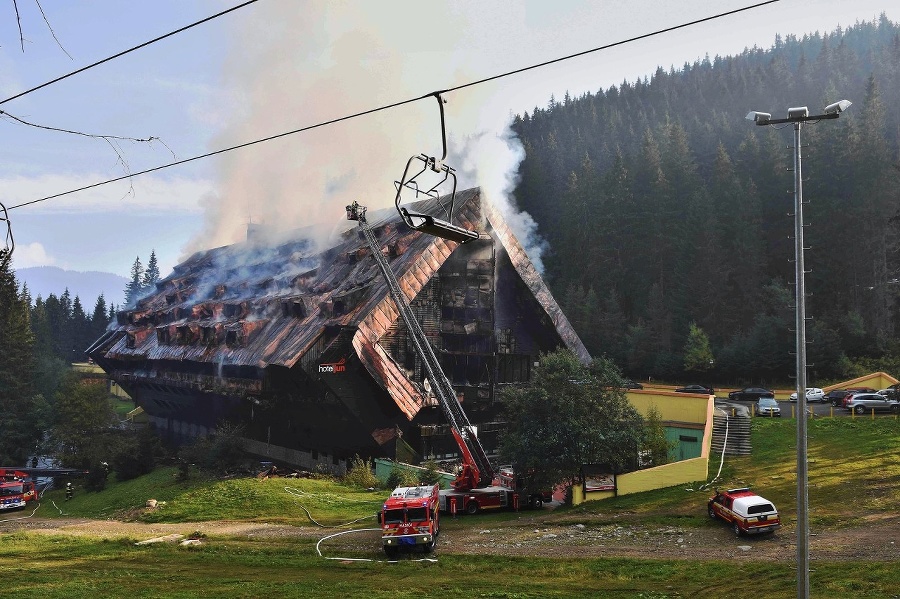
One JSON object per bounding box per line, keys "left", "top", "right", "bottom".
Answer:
{"left": 733, "top": 522, "right": 742, "bottom": 537}
{"left": 465, "top": 501, "right": 479, "bottom": 515}
{"left": 383, "top": 546, "right": 399, "bottom": 558}
{"left": 424, "top": 540, "right": 435, "bottom": 554}
{"left": 708, "top": 506, "right": 717, "bottom": 519}
{"left": 529, "top": 496, "right": 543, "bottom": 509}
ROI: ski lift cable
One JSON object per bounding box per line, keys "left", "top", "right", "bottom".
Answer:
{"left": 7, "top": 0, "right": 779, "bottom": 212}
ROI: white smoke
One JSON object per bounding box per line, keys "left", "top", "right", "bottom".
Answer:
{"left": 187, "top": 1, "right": 547, "bottom": 270}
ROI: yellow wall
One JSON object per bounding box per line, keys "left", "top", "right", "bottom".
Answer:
{"left": 574, "top": 394, "right": 714, "bottom": 504}
{"left": 626, "top": 391, "right": 709, "bottom": 425}
{"left": 822, "top": 372, "right": 898, "bottom": 392}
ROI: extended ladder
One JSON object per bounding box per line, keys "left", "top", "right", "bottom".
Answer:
{"left": 347, "top": 202, "right": 493, "bottom": 487}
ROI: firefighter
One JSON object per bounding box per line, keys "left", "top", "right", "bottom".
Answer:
{"left": 65, "top": 482, "right": 73, "bottom": 501}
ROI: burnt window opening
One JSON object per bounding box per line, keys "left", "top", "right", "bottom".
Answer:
{"left": 116, "top": 311, "right": 130, "bottom": 326}
{"left": 125, "top": 333, "right": 136, "bottom": 349}
{"left": 201, "top": 327, "right": 218, "bottom": 345}
{"left": 156, "top": 328, "right": 171, "bottom": 345}
{"left": 223, "top": 304, "right": 242, "bottom": 318}
{"left": 497, "top": 353, "right": 531, "bottom": 383}
{"left": 176, "top": 325, "right": 195, "bottom": 345}
{"left": 165, "top": 294, "right": 179, "bottom": 305}
{"left": 225, "top": 329, "right": 242, "bottom": 347}
{"left": 333, "top": 300, "right": 346, "bottom": 316}
{"left": 282, "top": 301, "right": 306, "bottom": 319}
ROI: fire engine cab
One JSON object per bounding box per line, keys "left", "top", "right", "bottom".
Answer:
{"left": 708, "top": 487, "right": 781, "bottom": 536}
{"left": 0, "top": 469, "right": 37, "bottom": 511}
{"left": 381, "top": 483, "right": 440, "bottom": 556}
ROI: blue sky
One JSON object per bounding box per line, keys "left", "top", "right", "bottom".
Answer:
{"left": 2, "top": 0, "right": 893, "bottom": 282}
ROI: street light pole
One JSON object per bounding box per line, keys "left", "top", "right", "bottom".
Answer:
{"left": 746, "top": 100, "right": 850, "bottom": 599}
{"left": 791, "top": 118, "right": 810, "bottom": 599}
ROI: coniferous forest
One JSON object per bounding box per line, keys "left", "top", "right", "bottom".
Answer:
{"left": 511, "top": 16, "right": 900, "bottom": 385}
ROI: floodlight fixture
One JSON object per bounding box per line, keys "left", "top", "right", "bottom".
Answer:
{"left": 745, "top": 111, "right": 771, "bottom": 124}
{"left": 787, "top": 106, "right": 809, "bottom": 119}
{"left": 824, "top": 99, "right": 852, "bottom": 115}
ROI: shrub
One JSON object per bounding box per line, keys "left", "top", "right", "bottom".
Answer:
{"left": 417, "top": 460, "right": 443, "bottom": 486}
{"left": 343, "top": 455, "right": 379, "bottom": 489}
{"left": 385, "top": 463, "right": 419, "bottom": 489}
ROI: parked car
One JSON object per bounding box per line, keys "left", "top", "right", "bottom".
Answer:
{"left": 823, "top": 389, "right": 849, "bottom": 406}
{"left": 708, "top": 487, "right": 781, "bottom": 536}
{"left": 845, "top": 393, "right": 900, "bottom": 414}
{"left": 728, "top": 387, "right": 774, "bottom": 401}
{"left": 789, "top": 388, "right": 825, "bottom": 403}
{"left": 840, "top": 387, "right": 878, "bottom": 408}
{"left": 879, "top": 383, "right": 900, "bottom": 400}
{"left": 675, "top": 384, "right": 714, "bottom": 395}
{"left": 622, "top": 379, "right": 643, "bottom": 390}
{"left": 755, "top": 397, "right": 781, "bottom": 417}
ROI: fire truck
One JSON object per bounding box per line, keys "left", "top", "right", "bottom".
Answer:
{"left": 0, "top": 469, "right": 37, "bottom": 511}
{"left": 380, "top": 483, "right": 440, "bottom": 556}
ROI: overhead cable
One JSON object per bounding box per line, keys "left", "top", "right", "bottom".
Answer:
{"left": 7, "top": 0, "right": 779, "bottom": 212}
{"left": 0, "top": 0, "right": 259, "bottom": 107}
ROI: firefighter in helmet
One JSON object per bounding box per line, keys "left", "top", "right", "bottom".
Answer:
{"left": 65, "top": 482, "right": 73, "bottom": 501}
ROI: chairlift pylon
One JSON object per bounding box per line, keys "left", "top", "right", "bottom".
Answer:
{"left": 394, "top": 92, "right": 478, "bottom": 244}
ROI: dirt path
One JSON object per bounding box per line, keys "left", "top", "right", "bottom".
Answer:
{"left": 3, "top": 511, "right": 898, "bottom": 562}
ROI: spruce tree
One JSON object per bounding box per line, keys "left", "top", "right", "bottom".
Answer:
{"left": 124, "top": 256, "right": 144, "bottom": 307}
{"left": 0, "top": 250, "right": 44, "bottom": 464}
{"left": 142, "top": 250, "right": 160, "bottom": 295}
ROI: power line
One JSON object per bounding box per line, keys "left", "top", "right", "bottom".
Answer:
{"left": 0, "top": 0, "right": 259, "bottom": 107}
{"left": 7, "top": 0, "right": 780, "bottom": 212}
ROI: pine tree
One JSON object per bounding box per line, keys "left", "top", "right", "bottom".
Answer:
{"left": 91, "top": 295, "right": 109, "bottom": 341}
{"left": 683, "top": 322, "right": 715, "bottom": 373}
{"left": 0, "top": 251, "right": 45, "bottom": 464}
{"left": 142, "top": 250, "right": 161, "bottom": 295}
{"left": 124, "top": 256, "right": 144, "bottom": 307}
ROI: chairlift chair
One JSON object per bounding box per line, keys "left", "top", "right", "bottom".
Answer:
{"left": 393, "top": 93, "right": 479, "bottom": 244}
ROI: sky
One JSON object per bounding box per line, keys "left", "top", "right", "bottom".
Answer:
{"left": 1, "top": 0, "right": 894, "bottom": 290}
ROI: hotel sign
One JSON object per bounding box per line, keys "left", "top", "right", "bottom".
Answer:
{"left": 319, "top": 357, "right": 347, "bottom": 373}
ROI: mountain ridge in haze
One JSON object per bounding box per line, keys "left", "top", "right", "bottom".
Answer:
{"left": 14, "top": 266, "right": 127, "bottom": 308}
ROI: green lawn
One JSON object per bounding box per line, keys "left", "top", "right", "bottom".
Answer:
{"left": 4, "top": 418, "right": 898, "bottom": 598}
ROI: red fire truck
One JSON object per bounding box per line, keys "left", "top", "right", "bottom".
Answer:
{"left": 0, "top": 469, "right": 37, "bottom": 511}
{"left": 380, "top": 483, "right": 440, "bottom": 556}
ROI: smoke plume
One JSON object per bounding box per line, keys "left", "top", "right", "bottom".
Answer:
{"left": 187, "top": 2, "right": 547, "bottom": 270}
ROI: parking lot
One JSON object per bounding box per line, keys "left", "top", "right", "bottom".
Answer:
{"left": 715, "top": 397, "right": 898, "bottom": 418}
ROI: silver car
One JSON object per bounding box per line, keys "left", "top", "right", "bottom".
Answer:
{"left": 846, "top": 393, "right": 900, "bottom": 415}
{"left": 755, "top": 397, "right": 781, "bottom": 417}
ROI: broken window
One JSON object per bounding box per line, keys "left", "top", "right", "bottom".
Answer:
{"left": 282, "top": 300, "right": 306, "bottom": 318}
{"left": 156, "top": 328, "right": 171, "bottom": 345}
{"left": 225, "top": 330, "right": 241, "bottom": 347}
{"left": 201, "top": 326, "right": 218, "bottom": 345}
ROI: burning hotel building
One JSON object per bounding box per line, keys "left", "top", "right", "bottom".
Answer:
{"left": 88, "top": 188, "right": 588, "bottom": 473}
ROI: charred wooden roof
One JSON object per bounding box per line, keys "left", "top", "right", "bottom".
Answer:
{"left": 90, "top": 188, "right": 588, "bottom": 421}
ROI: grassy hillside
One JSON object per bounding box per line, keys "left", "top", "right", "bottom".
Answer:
{"left": 5, "top": 417, "right": 897, "bottom": 598}
{"left": 568, "top": 417, "right": 900, "bottom": 529}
